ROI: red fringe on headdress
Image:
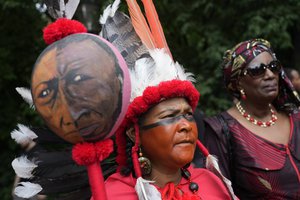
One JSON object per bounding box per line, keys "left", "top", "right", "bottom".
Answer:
{"left": 43, "top": 18, "right": 87, "bottom": 45}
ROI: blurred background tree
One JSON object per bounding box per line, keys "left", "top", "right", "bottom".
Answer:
{"left": 1, "top": 0, "right": 300, "bottom": 199}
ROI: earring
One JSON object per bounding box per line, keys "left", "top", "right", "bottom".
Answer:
{"left": 138, "top": 148, "right": 152, "bottom": 175}
{"left": 240, "top": 89, "right": 247, "bottom": 100}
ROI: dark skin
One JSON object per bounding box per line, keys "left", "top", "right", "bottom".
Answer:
{"left": 228, "top": 52, "right": 290, "bottom": 144}
{"left": 127, "top": 98, "right": 198, "bottom": 188}
{"left": 32, "top": 38, "right": 121, "bottom": 143}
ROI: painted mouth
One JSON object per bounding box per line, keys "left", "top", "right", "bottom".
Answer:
{"left": 79, "top": 123, "right": 107, "bottom": 138}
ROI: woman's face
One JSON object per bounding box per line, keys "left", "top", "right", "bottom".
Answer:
{"left": 138, "top": 98, "right": 198, "bottom": 171}
{"left": 238, "top": 52, "right": 279, "bottom": 103}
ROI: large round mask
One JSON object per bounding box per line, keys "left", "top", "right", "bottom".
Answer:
{"left": 31, "top": 34, "right": 131, "bottom": 144}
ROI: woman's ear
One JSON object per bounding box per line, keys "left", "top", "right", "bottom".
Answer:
{"left": 126, "top": 126, "right": 135, "bottom": 142}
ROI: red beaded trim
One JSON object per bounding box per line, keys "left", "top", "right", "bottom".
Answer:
{"left": 236, "top": 101, "right": 277, "bottom": 127}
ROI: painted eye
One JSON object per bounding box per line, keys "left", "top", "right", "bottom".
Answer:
{"left": 39, "top": 88, "right": 51, "bottom": 98}
{"left": 74, "top": 75, "right": 82, "bottom": 82}
{"left": 70, "top": 74, "right": 92, "bottom": 84}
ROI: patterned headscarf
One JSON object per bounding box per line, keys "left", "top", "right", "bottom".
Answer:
{"left": 222, "top": 38, "right": 300, "bottom": 113}
{"left": 222, "top": 38, "right": 275, "bottom": 97}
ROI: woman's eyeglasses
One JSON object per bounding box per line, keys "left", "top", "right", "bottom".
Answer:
{"left": 243, "top": 60, "right": 282, "bottom": 78}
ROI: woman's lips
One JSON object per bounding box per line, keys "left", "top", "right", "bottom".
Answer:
{"left": 263, "top": 84, "right": 278, "bottom": 91}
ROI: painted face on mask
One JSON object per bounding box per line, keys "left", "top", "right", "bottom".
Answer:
{"left": 31, "top": 34, "right": 129, "bottom": 144}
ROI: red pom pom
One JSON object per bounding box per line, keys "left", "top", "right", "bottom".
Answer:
{"left": 43, "top": 18, "right": 87, "bottom": 45}
{"left": 95, "top": 139, "right": 114, "bottom": 161}
{"left": 72, "top": 142, "right": 97, "bottom": 165}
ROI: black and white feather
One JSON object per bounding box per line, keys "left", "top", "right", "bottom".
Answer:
{"left": 43, "top": 0, "right": 80, "bottom": 19}
{"left": 100, "top": 0, "right": 149, "bottom": 69}
{"left": 11, "top": 126, "right": 117, "bottom": 199}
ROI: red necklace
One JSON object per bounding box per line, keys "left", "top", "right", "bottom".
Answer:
{"left": 236, "top": 101, "right": 277, "bottom": 127}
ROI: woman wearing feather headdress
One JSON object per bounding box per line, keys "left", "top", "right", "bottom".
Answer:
{"left": 98, "top": 1, "right": 237, "bottom": 199}
{"left": 103, "top": 49, "right": 235, "bottom": 200}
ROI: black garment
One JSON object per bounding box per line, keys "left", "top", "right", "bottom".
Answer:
{"left": 192, "top": 108, "right": 206, "bottom": 168}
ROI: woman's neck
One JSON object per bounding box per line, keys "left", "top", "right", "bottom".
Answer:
{"left": 144, "top": 167, "right": 182, "bottom": 188}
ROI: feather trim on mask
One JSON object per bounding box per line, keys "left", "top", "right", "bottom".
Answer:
{"left": 12, "top": 156, "right": 37, "bottom": 179}
{"left": 16, "top": 87, "right": 34, "bottom": 109}
{"left": 11, "top": 124, "right": 38, "bottom": 145}
{"left": 14, "top": 182, "right": 42, "bottom": 198}
{"left": 99, "top": 0, "right": 121, "bottom": 25}
{"left": 44, "top": 0, "right": 80, "bottom": 19}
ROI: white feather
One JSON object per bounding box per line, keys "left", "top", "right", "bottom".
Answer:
{"left": 206, "top": 155, "right": 238, "bottom": 200}
{"left": 11, "top": 124, "right": 38, "bottom": 145}
{"left": 130, "top": 49, "right": 195, "bottom": 101}
{"left": 135, "top": 177, "right": 161, "bottom": 200}
{"left": 12, "top": 156, "right": 37, "bottom": 178}
{"left": 99, "top": 0, "right": 121, "bottom": 24}
{"left": 14, "top": 182, "right": 42, "bottom": 198}
{"left": 65, "top": 0, "right": 80, "bottom": 19}
{"left": 15, "top": 87, "right": 34, "bottom": 109}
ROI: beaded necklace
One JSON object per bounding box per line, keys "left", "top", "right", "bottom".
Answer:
{"left": 236, "top": 101, "right": 277, "bottom": 127}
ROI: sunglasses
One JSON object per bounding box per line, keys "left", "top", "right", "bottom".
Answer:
{"left": 243, "top": 60, "right": 282, "bottom": 78}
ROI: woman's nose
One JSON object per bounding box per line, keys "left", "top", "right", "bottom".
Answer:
{"left": 178, "top": 118, "right": 193, "bottom": 133}
{"left": 264, "top": 68, "right": 276, "bottom": 78}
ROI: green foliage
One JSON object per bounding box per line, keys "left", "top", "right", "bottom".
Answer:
{"left": 1, "top": 0, "right": 300, "bottom": 199}
{"left": 0, "top": 1, "right": 47, "bottom": 199}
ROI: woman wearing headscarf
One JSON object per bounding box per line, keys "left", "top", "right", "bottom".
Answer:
{"left": 204, "top": 38, "right": 300, "bottom": 199}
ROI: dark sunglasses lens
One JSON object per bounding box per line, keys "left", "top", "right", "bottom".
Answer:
{"left": 246, "top": 61, "right": 282, "bottom": 78}
{"left": 247, "top": 64, "right": 266, "bottom": 77}
{"left": 269, "top": 61, "right": 282, "bottom": 73}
